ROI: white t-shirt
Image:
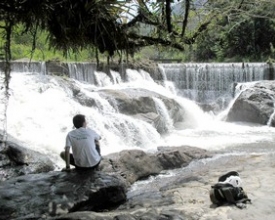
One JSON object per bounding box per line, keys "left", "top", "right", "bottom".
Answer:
{"left": 65, "top": 127, "right": 101, "bottom": 167}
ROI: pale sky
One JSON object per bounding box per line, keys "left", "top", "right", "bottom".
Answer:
{"left": 118, "top": 0, "right": 179, "bottom": 23}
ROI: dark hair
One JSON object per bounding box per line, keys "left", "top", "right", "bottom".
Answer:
{"left": 73, "top": 114, "right": 85, "bottom": 128}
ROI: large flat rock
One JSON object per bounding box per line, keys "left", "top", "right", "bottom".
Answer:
{"left": 49, "top": 152, "right": 275, "bottom": 220}
{"left": 0, "top": 170, "right": 127, "bottom": 220}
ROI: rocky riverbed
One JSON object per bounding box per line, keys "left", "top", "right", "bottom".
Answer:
{"left": 1, "top": 80, "right": 275, "bottom": 219}
{"left": 50, "top": 147, "right": 275, "bottom": 220}
{"left": 1, "top": 137, "right": 275, "bottom": 220}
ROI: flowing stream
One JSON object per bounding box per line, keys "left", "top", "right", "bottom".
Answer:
{"left": 1, "top": 62, "right": 275, "bottom": 169}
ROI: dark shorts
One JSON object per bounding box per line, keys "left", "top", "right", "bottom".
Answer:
{"left": 69, "top": 154, "right": 101, "bottom": 170}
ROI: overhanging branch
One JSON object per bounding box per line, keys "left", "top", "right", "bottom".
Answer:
{"left": 181, "top": 0, "right": 190, "bottom": 37}
{"left": 183, "top": 13, "right": 217, "bottom": 44}
{"left": 127, "top": 33, "right": 184, "bottom": 50}
{"left": 165, "top": 0, "right": 172, "bottom": 33}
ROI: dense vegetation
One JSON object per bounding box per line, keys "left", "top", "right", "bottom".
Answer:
{"left": 1, "top": 0, "right": 275, "bottom": 63}
{"left": 193, "top": 3, "right": 275, "bottom": 62}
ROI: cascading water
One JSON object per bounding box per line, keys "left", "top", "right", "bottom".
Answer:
{"left": 158, "top": 62, "right": 274, "bottom": 109}
{"left": 153, "top": 97, "right": 174, "bottom": 132}
{"left": 1, "top": 62, "right": 275, "bottom": 169}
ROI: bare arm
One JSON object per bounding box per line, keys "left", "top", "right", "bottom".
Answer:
{"left": 95, "top": 139, "right": 101, "bottom": 156}
{"left": 65, "top": 147, "right": 70, "bottom": 169}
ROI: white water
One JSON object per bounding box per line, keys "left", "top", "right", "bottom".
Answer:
{"left": 3, "top": 68, "right": 275, "bottom": 168}
{"left": 159, "top": 62, "right": 271, "bottom": 104}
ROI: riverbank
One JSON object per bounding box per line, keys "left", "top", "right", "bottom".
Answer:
{"left": 47, "top": 144, "right": 275, "bottom": 220}
{"left": 182, "top": 152, "right": 275, "bottom": 220}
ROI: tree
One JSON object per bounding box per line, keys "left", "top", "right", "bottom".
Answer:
{"left": 193, "top": 0, "right": 275, "bottom": 61}
{"left": 0, "top": 0, "right": 218, "bottom": 57}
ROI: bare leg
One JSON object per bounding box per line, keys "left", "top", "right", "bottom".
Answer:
{"left": 60, "top": 151, "right": 76, "bottom": 166}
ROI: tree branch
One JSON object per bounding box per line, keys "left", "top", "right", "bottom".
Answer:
{"left": 181, "top": 0, "right": 190, "bottom": 37}
{"left": 127, "top": 33, "right": 184, "bottom": 50}
{"left": 166, "top": 0, "right": 172, "bottom": 33}
{"left": 184, "top": 13, "right": 217, "bottom": 44}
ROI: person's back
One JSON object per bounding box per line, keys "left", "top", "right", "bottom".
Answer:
{"left": 60, "top": 114, "right": 101, "bottom": 171}
{"left": 67, "top": 127, "right": 101, "bottom": 167}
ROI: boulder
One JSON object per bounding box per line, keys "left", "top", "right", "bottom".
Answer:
{"left": 100, "top": 150, "right": 163, "bottom": 185}
{"left": 74, "top": 87, "right": 184, "bottom": 134}
{"left": 0, "top": 139, "right": 55, "bottom": 181}
{"left": 99, "top": 146, "right": 211, "bottom": 186}
{"left": 99, "top": 88, "right": 184, "bottom": 124}
{"left": 0, "top": 170, "right": 127, "bottom": 220}
{"left": 226, "top": 81, "right": 275, "bottom": 125}
{"left": 156, "top": 145, "right": 211, "bottom": 170}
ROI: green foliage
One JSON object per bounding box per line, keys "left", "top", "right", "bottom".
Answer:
{"left": 2, "top": 0, "right": 275, "bottom": 62}
{"left": 0, "top": 24, "right": 99, "bottom": 61}
{"left": 191, "top": 0, "right": 275, "bottom": 62}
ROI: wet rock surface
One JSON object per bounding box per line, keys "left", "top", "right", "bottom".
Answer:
{"left": 49, "top": 151, "right": 275, "bottom": 220}
{"left": 1, "top": 134, "right": 274, "bottom": 220}
{"left": 0, "top": 170, "right": 127, "bottom": 220}
{"left": 0, "top": 142, "right": 275, "bottom": 219}
{"left": 99, "top": 146, "right": 211, "bottom": 186}
{"left": 75, "top": 87, "right": 185, "bottom": 134}
{"left": 0, "top": 140, "right": 211, "bottom": 220}
{"left": 227, "top": 80, "right": 275, "bottom": 125}
{"left": 0, "top": 139, "right": 55, "bottom": 181}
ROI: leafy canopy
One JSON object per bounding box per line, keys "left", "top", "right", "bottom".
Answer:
{"left": 1, "top": 0, "right": 275, "bottom": 58}
{"left": 0, "top": 0, "right": 215, "bottom": 56}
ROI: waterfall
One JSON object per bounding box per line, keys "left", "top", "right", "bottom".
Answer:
{"left": 5, "top": 70, "right": 166, "bottom": 167}
{"left": 67, "top": 62, "right": 97, "bottom": 83}
{"left": 125, "top": 69, "right": 154, "bottom": 82}
{"left": 2, "top": 61, "right": 273, "bottom": 97}
{"left": 7, "top": 61, "right": 47, "bottom": 74}
{"left": 1, "top": 61, "right": 275, "bottom": 168}
{"left": 158, "top": 63, "right": 274, "bottom": 107}
{"left": 267, "top": 95, "right": 275, "bottom": 126}
{"left": 110, "top": 70, "right": 122, "bottom": 84}
{"left": 152, "top": 97, "right": 174, "bottom": 133}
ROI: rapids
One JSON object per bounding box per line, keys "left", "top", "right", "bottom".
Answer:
{"left": 1, "top": 63, "right": 275, "bottom": 169}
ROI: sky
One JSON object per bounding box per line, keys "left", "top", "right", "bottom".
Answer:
{"left": 117, "top": 0, "right": 181, "bottom": 23}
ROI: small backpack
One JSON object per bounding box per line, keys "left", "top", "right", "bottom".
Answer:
{"left": 209, "top": 171, "right": 251, "bottom": 209}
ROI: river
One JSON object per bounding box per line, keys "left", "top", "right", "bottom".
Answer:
{"left": 1, "top": 62, "right": 275, "bottom": 169}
